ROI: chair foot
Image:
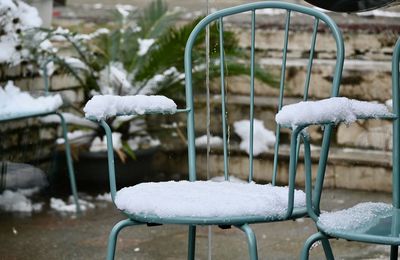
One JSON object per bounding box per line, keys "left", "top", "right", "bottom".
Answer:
{"left": 236, "top": 224, "right": 258, "bottom": 260}
{"left": 107, "top": 219, "right": 141, "bottom": 260}
{"left": 390, "top": 245, "right": 398, "bottom": 260}
{"left": 301, "top": 232, "right": 333, "bottom": 260}
{"left": 188, "top": 225, "right": 196, "bottom": 260}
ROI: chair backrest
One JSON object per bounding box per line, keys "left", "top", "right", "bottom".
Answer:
{"left": 391, "top": 37, "right": 400, "bottom": 209}
{"left": 184, "top": 1, "right": 344, "bottom": 186}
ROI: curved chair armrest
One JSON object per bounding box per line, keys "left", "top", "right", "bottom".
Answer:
{"left": 275, "top": 97, "right": 394, "bottom": 130}
{"left": 84, "top": 94, "right": 185, "bottom": 122}
{"left": 87, "top": 95, "right": 187, "bottom": 204}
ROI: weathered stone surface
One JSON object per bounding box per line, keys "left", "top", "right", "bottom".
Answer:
{"left": 337, "top": 121, "right": 392, "bottom": 150}
{"left": 333, "top": 165, "right": 392, "bottom": 192}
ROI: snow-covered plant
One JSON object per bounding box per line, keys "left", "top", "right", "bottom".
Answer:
{"left": 0, "top": 0, "right": 42, "bottom": 65}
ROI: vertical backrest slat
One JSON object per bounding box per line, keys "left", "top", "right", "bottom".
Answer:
{"left": 303, "top": 18, "right": 319, "bottom": 100}
{"left": 219, "top": 17, "right": 229, "bottom": 181}
{"left": 183, "top": 1, "right": 344, "bottom": 191}
{"left": 249, "top": 10, "right": 256, "bottom": 182}
{"left": 272, "top": 10, "right": 291, "bottom": 185}
{"left": 392, "top": 38, "right": 400, "bottom": 208}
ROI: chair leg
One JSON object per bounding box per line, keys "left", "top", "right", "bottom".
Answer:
{"left": 390, "top": 245, "right": 398, "bottom": 260}
{"left": 107, "top": 219, "right": 140, "bottom": 260}
{"left": 188, "top": 225, "right": 196, "bottom": 260}
{"left": 57, "top": 112, "right": 81, "bottom": 213}
{"left": 301, "top": 232, "right": 333, "bottom": 260}
{"left": 236, "top": 224, "right": 258, "bottom": 260}
{"left": 321, "top": 238, "right": 334, "bottom": 260}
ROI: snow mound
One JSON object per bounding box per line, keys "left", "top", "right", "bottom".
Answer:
{"left": 0, "top": 81, "right": 63, "bottom": 119}
{"left": 195, "top": 135, "right": 223, "bottom": 148}
{"left": 115, "top": 181, "right": 305, "bottom": 218}
{"left": 84, "top": 95, "right": 177, "bottom": 120}
{"left": 275, "top": 97, "right": 391, "bottom": 128}
{"left": 233, "top": 119, "right": 275, "bottom": 156}
{"left": 0, "top": 188, "right": 43, "bottom": 213}
{"left": 318, "top": 202, "right": 392, "bottom": 233}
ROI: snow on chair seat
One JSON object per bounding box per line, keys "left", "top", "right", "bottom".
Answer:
{"left": 0, "top": 81, "right": 63, "bottom": 121}
{"left": 318, "top": 202, "right": 392, "bottom": 234}
{"left": 275, "top": 97, "right": 393, "bottom": 129}
{"left": 83, "top": 95, "right": 177, "bottom": 120}
{"left": 115, "top": 181, "right": 306, "bottom": 220}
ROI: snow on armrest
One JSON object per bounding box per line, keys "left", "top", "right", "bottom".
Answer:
{"left": 0, "top": 81, "right": 63, "bottom": 121}
{"left": 84, "top": 95, "right": 177, "bottom": 120}
{"left": 275, "top": 97, "right": 393, "bottom": 128}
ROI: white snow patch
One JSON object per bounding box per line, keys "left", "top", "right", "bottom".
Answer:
{"left": 275, "top": 97, "right": 391, "bottom": 128}
{"left": 357, "top": 10, "right": 400, "bottom": 18}
{"left": 56, "top": 130, "right": 94, "bottom": 145}
{"left": 0, "top": 188, "right": 43, "bottom": 213}
{"left": 137, "top": 38, "right": 155, "bottom": 56}
{"left": 0, "top": 0, "right": 42, "bottom": 65}
{"left": 50, "top": 196, "right": 95, "bottom": 213}
{"left": 89, "top": 132, "right": 122, "bottom": 152}
{"left": 210, "top": 176, "right": 247, "bottom": 183}
{"left": 233, "top": 119, "right": 276, "bottom": 156}
{"left": 97, "top": 62, "right": 132, "bottom": 95}
{"left": 319, "top": 202, "right": 392, "bottom": 233}
{"left": 115, "top": 181, "right": 305, "bottom": 218}
{"left": 62, "top": 57, "right": 88, "bottom": 71}
{"left": 0, "top": 81, "right": 63, "bottom": 120}
{"left": 127, "top": 136, "right": 160, "bottom": 151}
{"left": 84, "top": 95, "right": 177, "bottom": 120}
{"left": 96, "top": 192, "right": 112, "bottom": 202}
{"left": 195, "top": 135, "right": 223, "bottom": 148}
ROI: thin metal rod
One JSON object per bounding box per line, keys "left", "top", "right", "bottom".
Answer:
{"left": 392, "top": 38, "right": 400, "bottom": 208}
{"left": 303, "top": 18, "right": 319, "bottom": 100}
{"left": 100, "top": 120, "right": 118, "bottom": 202}
{"left": 57, "top": 112, "right": 81, "bottom": 213}
{"left": 272, "top": 10, "right": 291, "bottom": 185}
{"left": 249, "top": 10, "right": 256, "bottom": 182}
{"left": 219, "top": 17, "right": 229, "bottom": 180}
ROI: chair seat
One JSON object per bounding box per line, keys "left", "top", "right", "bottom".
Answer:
{"left": 317, "top": 202, "right": 400, "bottom": 245}
{"left": 115, "top": 181, "right": 306, "bottom": 225}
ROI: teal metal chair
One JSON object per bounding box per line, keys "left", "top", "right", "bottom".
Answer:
{"left": 86, "top": 2, "right": 344, "bottom": 259}
{"left": 0, "top": 59, "right": 81, "bottom": 212}
{"left": 301, "top": 38, "right": 400, "bottom": 259}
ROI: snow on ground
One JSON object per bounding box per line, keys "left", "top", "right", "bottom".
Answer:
{"left": 84, "top": 94, "right": 177, "bottom": 120}
{"left": 233, "top": 119, "right": 276, "bottom": 156}
{"left": 275, "top": 97, "right": 391, "bottom": 128}
{"left": 0, "top": 188, "right": 43, "bottom": 213}
{"left": 0, "top": 81, "right": 63, "bottom": 119}
{"left": 50, "top": 196, "right": 95, "bottom": 213}
{"left": 96, "top": 192, "right": 112, "bottom": 202}
{"left": 195, "top": 135, "right": 223, "bottom": 148}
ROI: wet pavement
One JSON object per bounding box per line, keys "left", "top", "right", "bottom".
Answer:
{"left": 0, "top": 188, "right": 393, "bottom": 259}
